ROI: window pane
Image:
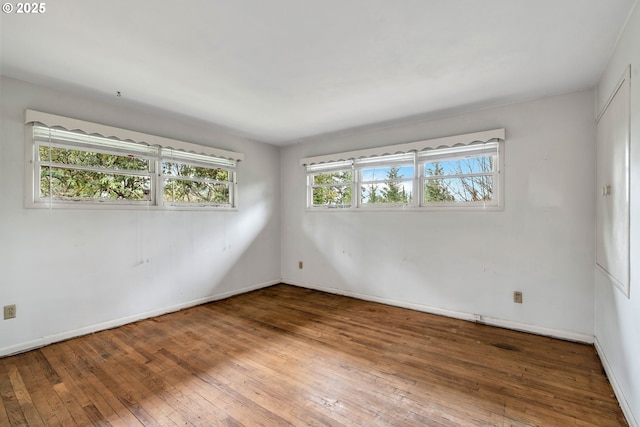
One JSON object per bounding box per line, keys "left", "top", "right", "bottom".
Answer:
{"left": 361, "top": 181, "right": 413, "bottom": 204}
{"left": 162, "top": 162, "right": 229, "bottom": 181}
{"left": 40, "top": 167, "right": 151, "bottom": 200}
{"left": 164, "top": 179, "right": 230, "bottom": 204}
{"left": 312, "top": 186, "right": 352, "bottom": 207}
{"left": 424, "top": 176, "right": 494, "bottom": 203}
{"left": 312, "top": 171, "right": 353, "bottom": 185}
{"left": 39, "top": 146, "right": 149, "bottom": 171}
{"left": 361, "top": 166, "right": 413, "bottom": 182}
{"left": 424, "top": 156, "right": 494, "bottom": 177}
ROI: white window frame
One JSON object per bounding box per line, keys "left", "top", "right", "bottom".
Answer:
{"left": 161, "top": 149, "right": 236, "bottom": 208}
{"left": 25, "top": 110, "right": 242, "bottom": 210}
{"left": 302, "top": 129, "right": 504, "bottom": 211}
{"left": 356, "top": 154, "right": 416, "bottom": 208}
{"left": 306, "top": 161, "right": 355, "bottom": 209}
{"left": 418, "top": 142, "right": 502, "bottom": 209}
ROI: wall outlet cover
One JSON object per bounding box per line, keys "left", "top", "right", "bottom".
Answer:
{"left": 4, "top": 304, "right": 16, "bottom": 320}
{"left": 513, "top": 291, "right": 523, "bottom": 304}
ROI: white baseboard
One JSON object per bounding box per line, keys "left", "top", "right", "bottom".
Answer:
{"left": 478, "top": 316, "right": 593, "bottom": 344}
{"left": 0, "top": 279, "right": 279, "bottom": 358}
{"left": 282, "top": 279, "right": 593, "bottom": 344}
{"left": 594, "top": 337, "right": 638, "bottom": 427}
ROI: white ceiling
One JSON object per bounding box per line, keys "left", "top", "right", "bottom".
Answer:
{"left": 1, "top": 0, "right": 636, "bottom": 145}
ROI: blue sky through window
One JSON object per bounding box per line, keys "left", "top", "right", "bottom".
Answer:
{"left": 360, "top": 166, "right": 414, "bottom": 204}
{"left": 425, "top": 156, "right": 493, "bottom": 176}
{"left": 361, "top": 166, "right": 413, "bottom": 181}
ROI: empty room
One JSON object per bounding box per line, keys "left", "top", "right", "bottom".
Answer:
{"left": 1, "top": 1, "right": 639, "bottom": 426}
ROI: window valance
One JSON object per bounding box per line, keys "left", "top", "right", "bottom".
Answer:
{"left": 300, "top": 128, "right": 504, "bottom": 166}
{"left": 25, "top": 109, "right": 244, "bottom": 162}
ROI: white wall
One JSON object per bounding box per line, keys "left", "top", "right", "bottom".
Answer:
{"left": 0, "top": 76, "right": 281, "bottom": 356}
{"left": 281, "top": 90, "right": 596, "bottom": 342}
{"left": 595, "top": 3, "right": 640, "bottom": 426}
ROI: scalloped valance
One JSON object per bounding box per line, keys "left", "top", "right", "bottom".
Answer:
{"left": 25, "top": 109, "right": 244, "bottom": 162}
{"left": 300, "top": 128, "right": 504, "bottom": 166}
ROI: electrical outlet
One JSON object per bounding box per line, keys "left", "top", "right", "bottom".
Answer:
{"left": 513, "top": 291, "right": 523, "bottom": 304}
{"left": 298, "top": 261, "right": 303, "bottom": 269}
{"left": 4, "top": 304, "right": 16, "bottom": 320}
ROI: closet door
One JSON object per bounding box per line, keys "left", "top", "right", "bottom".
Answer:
{"left": 596, "top": 66, "right": 631, "bottom": 297}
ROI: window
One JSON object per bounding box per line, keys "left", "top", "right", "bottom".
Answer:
{"left": 35, "top": 127, "right": 157, "bottom": 204}
{"left": 302, "top": 129, "right": 504, "bottom": 210}
{"left": 420, "top": 143, "right": 499, "bottom": 206}
{"left": 307, "top": 161, "right": 353, "bottom": 208}
{"left": 358, "top": 154, "right": 414, "bottom": 207}
{"left": 161, "top": 150, "right": 234, "bottom": 206}
{"left": 26, "top": 110, "right": 242, "bottom": 209}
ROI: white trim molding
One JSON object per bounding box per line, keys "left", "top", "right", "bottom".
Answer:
{"left": 594, "top": 337, "right": 638, "bottom": 427}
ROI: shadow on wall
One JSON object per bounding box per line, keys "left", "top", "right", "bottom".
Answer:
{"left": 152, "top": 181, "right": 275, "bottom": 302}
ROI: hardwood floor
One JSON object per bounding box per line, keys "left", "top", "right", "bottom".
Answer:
{"left": 0, "top": 284, "right": 627, "bottom": 426}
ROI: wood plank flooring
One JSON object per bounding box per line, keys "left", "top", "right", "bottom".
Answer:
{"left": 0, "top": 284, "right": 627, "bottom": 426}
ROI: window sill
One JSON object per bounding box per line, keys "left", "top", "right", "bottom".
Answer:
{"left": 25, "top": 201, "right": 238, "bottom": 212}
{"left": 306, "top": 205, "right": 504, "bottom": 213}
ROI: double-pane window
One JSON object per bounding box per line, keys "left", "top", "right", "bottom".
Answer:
{"left": 308, "top": 161, "right": 353, "bottom": 208}
{"left": 420, "top": 143, "right": 498, "bottom": 205}
{"left": 161, "top": 150, "right": 234, "bottom": 206}
{"left": 31, "top": 125, "right": 238, "bottom": 209}
{"left": 358, "top": 154, "right": 414, "bottom": 207}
